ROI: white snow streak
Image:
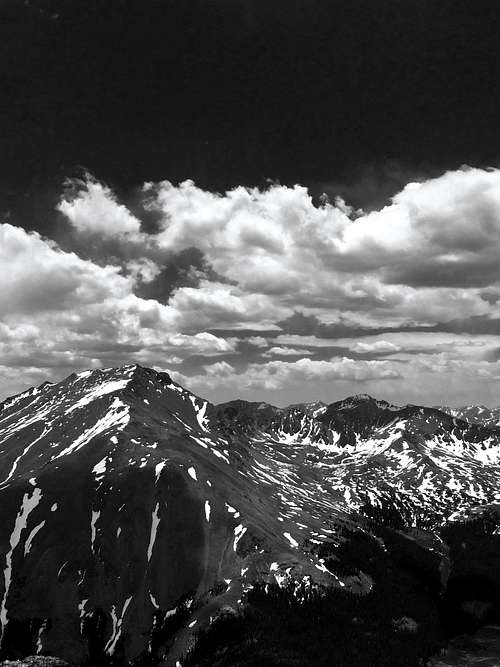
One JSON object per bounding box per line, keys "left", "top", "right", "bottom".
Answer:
{"left": 233, "top": 524, "right": 247, "bottom": 552}
{"left": 155, "top": 460, "right": 167, "bottom": 484}
{"left": 0, "top": 428, "right": 49, "bottom": 487}
{"left": 189, "top": 396, "right": 208, "bottom": 431}
{"left": 65, "top": 379, "right": 131, "bottom": 414}
{"left": 78, "top": 599, "right": 88, "bottom": 633}
{"left": 57, "top": 561, "right": 68, "bottom": 578}
{"left": 92, "top": 457, "right": 108, "bottom": 481}
{"left": 105, "top": 596, "right": 133, "bottom": 655}
{"left": 283, "top": 532, "right": 299, "bottom": 548}
{"left": 24, "top": 520, "right": 46, "bottom": 556}
{"left": 147, "top": 502, "right": 160, "bottom": 562}
{"left": 0, "top": 487, "right": 43, "bottom": 641}
{"left": 90, "top": 510, "right": 100, "bottom": 553}
{"left": 55, "top": 398, "right": 129, "bottom": 459}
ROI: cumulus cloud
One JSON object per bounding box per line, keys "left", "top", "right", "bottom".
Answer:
{"left": 0, "top": 222, "right": 235, "bottom": 397}
{"left": 136, "top": 169, "right": 500, "bottom": 328}
{"left": 58, "top": 176, "right": 142, "bottom": 238}
{"left": 54, "top": 168, "right": 500, "bottom": 328}
{"left": 3, "top": 166, "right": 500, "bottom": 405}
{"left": 343, "top": 167, "right": 500, "bottom": 288}
{"left": 166, "top": 282, "right": 291, "bottom": 331}
{"left": 125, "top": 258, "right": 162, "bottom": 284}
{"left": 0, "top": 223, "right": 130, "bottom": 315}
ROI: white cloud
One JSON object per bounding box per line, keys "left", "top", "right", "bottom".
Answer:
{"left": 0, "top": 223, "right": 130, "bottom": 315}
{"left": 263, "top": 346, "right": 314, "bottom": 357}
{"left": 163, "top": 332, "right": 235, "bottom": 355}
{"left": 58, "top": 178, "right": 142, "bottom": 238}
{"left": 3, "top": 167, "right": 500, "bottom": 406}
{"left": 351, "top": 340, "right": 401, "bottom": 354}
{"left": 54, "top": 169, "right": 500, "bottom": 333}
{"left": 166, "top": 281, "right": 291, "bottom": 331}
{"left": 126, "top": 258, "right": 161, "bottom": 284}
{"left": 332, "top": 167, "right": 500, "bottom": 288}
{"left": 172, "top": 356, "right": 401, "bottom": 396}
{"left": 0, "top": 223, "right": 235, "bottom": 397}
{"left": 139, "top": 170, "right": 500, "bottom": 327}
{"left": 246, "top": 336, "right": 269, "bottom": 348}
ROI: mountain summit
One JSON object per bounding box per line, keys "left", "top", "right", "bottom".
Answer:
{"left": 1, "top": 365, "right": 500, "bottom": 665}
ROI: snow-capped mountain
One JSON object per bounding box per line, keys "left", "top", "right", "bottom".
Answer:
{"left": 0, "top": 365, "right": 500, "bottom": 666}
{"left": 436, "top": 405, "right": 500, "bottom": 429}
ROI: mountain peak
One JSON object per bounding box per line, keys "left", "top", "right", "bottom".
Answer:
{"left": 329, "top": 394, "right": 399, "bottom": 411}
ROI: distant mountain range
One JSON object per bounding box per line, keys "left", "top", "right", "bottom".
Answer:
{"left": 436, "top": 405, "right": 500, "bottom": 429}
{"left": 0, "top": 366, "right": 500, "bottom": 666}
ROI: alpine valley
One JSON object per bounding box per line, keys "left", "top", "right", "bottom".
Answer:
{"left": 0, "top": 365, "right": 500, "bottom": 666}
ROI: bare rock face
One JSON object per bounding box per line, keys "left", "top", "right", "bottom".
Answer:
{"left": 0, "top": 365, "right": 499, "bottom": 665}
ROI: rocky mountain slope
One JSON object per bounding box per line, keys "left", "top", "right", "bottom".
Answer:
{"left": 0, "top": 366, "right": 500, "bottom": 666}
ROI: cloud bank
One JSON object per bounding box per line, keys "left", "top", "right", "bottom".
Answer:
{"left": 1, "top": 166, "right": 500, "bottom": 406}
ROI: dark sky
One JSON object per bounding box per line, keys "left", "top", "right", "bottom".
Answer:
{"left": 2, "top": 0, "right": 500, "bottom": 232}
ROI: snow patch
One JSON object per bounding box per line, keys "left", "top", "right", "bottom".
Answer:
{"left": 147, "top": 502, "right": 160, "bottom": 562}
{"left": 92, "top": 457, "right": 108, "bottom": 481}
{"left": 65, "top": 379, "right": 131, "bottom": 414}
{"left": 24, "top": 520, "right": 46, "bottom": 556}
{"left": 105, "top": 596, "right": 133, "bottom": 655}
{"left": 233, "top": 524, "right": 247, "bottom": 552}
{"left": 0, "top": 428, "right": 50, "bottom": 487}
{"left": 0, "top": 487, "right": 43, "bottom": 641}
{"left": 90, "top": 510, "right": 100, "bottom": 553}
{"left": 189, "top": 396, "right": 208, "bottom": 431}
{"left": 283, "top": 532, "right": 299, "bottom": 548}
{"left": 55, "top": 398, "right": 129, "bottom": 459}
{"left": 155, "top": 460, "right": 167, "bottom": 484}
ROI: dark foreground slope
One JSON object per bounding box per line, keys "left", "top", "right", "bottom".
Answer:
{"left": 0, "top": 367, "right": 500, "bottom": 666}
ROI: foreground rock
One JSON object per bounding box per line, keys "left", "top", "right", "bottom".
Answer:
{"left": 0, "top": 657, "right": 71, "bottom": 666}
